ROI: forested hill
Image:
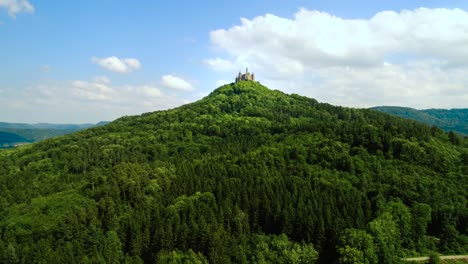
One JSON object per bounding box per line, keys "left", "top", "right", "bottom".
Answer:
{"left": 0, "top": 81, "right": 466, "bottom": 263}
{"left": 371, "top": 106, "right": 468, "bottom": 135}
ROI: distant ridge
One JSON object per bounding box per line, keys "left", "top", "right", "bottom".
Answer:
{"left": 0, "top": 121, "right": 110, "bottom": 144}
{"left": 0, "top": 121, "right": 109, "bottom": 130}
{"left": 371, "top": 106, "right": 468, "bottom": 135}
{"left": 0, "top": 131, "right": 32, "bottom": 147}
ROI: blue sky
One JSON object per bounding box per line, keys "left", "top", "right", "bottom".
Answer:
{"left": 1, "top": 1, "right": 467, "bottom": 123}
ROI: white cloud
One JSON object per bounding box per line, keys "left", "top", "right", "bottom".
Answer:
{"left": 71, "top": 77, "right": 163, "bottom": 102}
{"left": 161, "top": 75, "right": 193, "bottom": 91}
{"left": 141, "top": 85, "right": 162, "bottom": 97}
{"left": 215, "top": 80, "right": 230, "bottom": 86}
{"left": 309, "top": 61, "right": 468, "bottom": 109}
{"left": 208, "top": 8, "right": 468, "bottom": 108}
{"left": 92, "top": 56, "right": 141, "bottom": 73}
{"left": 72, "top": 79, "right": 115, "bottom": 101}
{"left": 123, "top": 58, "right": 141, "bottom": 70}
{"left": 93, "top": 75, "right": 110, "bottom": 84}
{"left": 0, "top": 0, "right": 34, "bottom": 17}
{"left": 204, "top": 58, "right": 237, "bottom": 72}
{"left": 0, "top": 76, "right": 201, "bottom": 123}
{"left": 211, "top": 8, "right": 468, "bottom": 68}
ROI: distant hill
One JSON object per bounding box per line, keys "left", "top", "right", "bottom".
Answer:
{"left": 370, "top": 106, "right": 468, "bottom": 135}
{"left": 0, "top": 131, "right": 32, "bottom": 147}
{"left": 0, "top": 121, "right": 109, "bottom": 146}
{"left": 0, "top": 122, "right": 109, "bottom": 130}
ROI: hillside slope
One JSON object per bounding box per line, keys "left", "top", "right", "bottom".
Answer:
{"left": 371, "top": 106, "right": 468, "bottom": 135}
{"left": 0, "top": 82, "right": 466, "bottom": 263}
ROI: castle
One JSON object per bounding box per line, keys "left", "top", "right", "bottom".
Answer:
{"left": 235, "top": 68, "right": 255, "bottom": 82}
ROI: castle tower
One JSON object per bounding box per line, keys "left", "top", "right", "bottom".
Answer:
{"left": 236, "top": 71, "right": 242, "bottom": 83}
{"left": 235, "top": 68, "right": 255, "bottom": 83}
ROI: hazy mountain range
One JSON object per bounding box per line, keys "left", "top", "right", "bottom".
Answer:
{"left": 371, "top": 106, "right": 467, "bottom": 135}
{"left": 0, "top": 121, "right": 109, "bottom": 147}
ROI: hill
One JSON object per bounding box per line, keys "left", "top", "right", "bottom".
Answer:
{"left": 0, "top": 81, "right": 466, "bottom": 263}
{"left": 0, "top": 131, "right": 31, "bottom": 147}
{"left": 0, "top": 121, "right": 109, "bottom": 144}
{"left": 371, "top": 106, "right": 468, "bottom": 135}
{"left": 0, "top": 122, "right": 103, "bottom": 130}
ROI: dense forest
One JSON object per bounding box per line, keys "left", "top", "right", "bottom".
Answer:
{"left": 0, "top": 81, "right": 466, "bottom": 263}
{"left": 371, "top": 106, "right": 468, "bottom": 135}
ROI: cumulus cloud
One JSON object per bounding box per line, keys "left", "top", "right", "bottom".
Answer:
{"left": 92, "top": 56, "right": 141, "bottom": 73}
{"left": 215, "top": 80, "right": 230, "bottom": 86}
{"left": 141, "top": 85, "right": 162, "bottom": 97}
{"left": 161, "top": 75, "right": 193, "bottom": 91}
{"left": 72, "top": 79, "right": 115, "bottom": 101}
{"left": 0, "top": 0, "right": 34, "bottom": 17}
{"left": 211, "top": 8, "right": 468, "bottom": 68}
{"left": 93, "top": 75, "right": 110, "bottom": 84}
{"left": 71, "top": 76, "right": 163, "bottom": 102}
{"left": 310, "top": 61, "right": 468, "bottom": 109}
{"left": 0, "top": 76, "right": 198, "bottom": 123}
{"left": 204, "top": 58, "right": 237, "bottom": 72}
{"left": 208, "top": 8, "right": 468, "bottom": 108}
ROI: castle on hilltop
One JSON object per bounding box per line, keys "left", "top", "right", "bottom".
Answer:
{"left": 235, "top": 68, "right": 255, "bottom": 82}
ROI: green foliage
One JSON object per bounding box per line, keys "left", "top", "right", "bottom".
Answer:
{"left": 156, "top": 249, "right": 208, "bottom": 264}
{"left": 0, "top": 81, "right": 466, "bottom": 263}
{"left": 337, "top": 229, "right": 377, "bottom": 264}
{"left": 448, "top": 131, "right": 461, "bottom": 145}
{"left": 428, "top": 251, "right": 441, "bottom": 264}
{"left": 249, "top": 234, "right": 318, "bottom": 264}
{"left": 381, "top": 201, "right": 412, "bottom": 247}
{"left": 411, "top": 203, "right": 432, "bottom": 244}
{"left": 1, "top": 244, "right": 19, "bottom": 264}
{"left": 103, "top": 230, "right": 124, "bottom": 263}
{"left": 1, "top": 191, "right": 95, "bottom": 236}
{"left": 368, "top": 212, "right": 401, "bottom": 263}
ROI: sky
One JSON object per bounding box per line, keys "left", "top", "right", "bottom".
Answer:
{"left": 1, "top": 0, "right": 468, "bottom": 123}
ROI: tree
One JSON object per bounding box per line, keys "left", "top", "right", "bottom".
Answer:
{"left": 250, "top": 234, "right": 318, "bottom": 264}
{"left": 382, "top": 201, "right": 412, "bottom": 247}
{"left": 428, "top": 251, "right": 441, "bottom": 264}
{"left": 411, "top": 203, "right": 431, "bottom": 242}
{"left": 337, "top": 228, "right": 377, "bottom": 264}
{"left": 2, "top": 244, "right": 19, "bottom": 264}
{"left": 369, "top": 213, "right": 401, "bottom": 264}
{"left": 156, "top": 249, "right": 208, "bottom": 264}
{"left": 103, "top": 230, "right": 123, "bottom": 264}
{"left": 448, "top": 131, "right": 460, "bottom": 145}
